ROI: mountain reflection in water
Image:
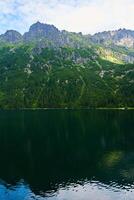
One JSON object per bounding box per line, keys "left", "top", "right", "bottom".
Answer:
{"left": 0, "top": 110, "right": 133, "bottom": 200}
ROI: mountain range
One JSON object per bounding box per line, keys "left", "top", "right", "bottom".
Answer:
{"left": 0, "top": 22, "right": 133, "bottom": 108}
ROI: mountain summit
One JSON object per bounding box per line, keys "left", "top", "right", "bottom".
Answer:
{"left": 0, "top": 30, "right": 22, "bottom": 43}
{"left": 23, "top": 21, "right": 61, "bottom": 43}
{"left": 92, "top": 28, "right": 134, "bottom": 48}
{"left": 0, "top": 22, "right": 134, "bottom": 63}
{"left": 1, "top": 22, "right": 134, "bottom": 49}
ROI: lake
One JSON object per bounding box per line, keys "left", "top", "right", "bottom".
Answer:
{"left": 0, "top": 110, "right": 134, "bottom": 200}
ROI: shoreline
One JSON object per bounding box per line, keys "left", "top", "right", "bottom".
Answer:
{"left": 0, "top": 107, "right": 134, "bottom": 111}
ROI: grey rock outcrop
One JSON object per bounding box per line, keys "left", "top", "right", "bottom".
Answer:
{"left": 0, "top": 30, "right": 22, "bottom": 43}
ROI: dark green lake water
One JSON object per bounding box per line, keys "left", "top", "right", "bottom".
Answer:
{"left": 0, "top": 110, "right": 134, "bottom": 200}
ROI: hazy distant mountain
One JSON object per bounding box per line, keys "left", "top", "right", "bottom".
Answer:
{"left": 0, "top": 22, "right": 133, "bottom": 109}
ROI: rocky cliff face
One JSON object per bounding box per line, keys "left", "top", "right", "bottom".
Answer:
{"left": 1, "top": 23, "right": 134, "bottom": 49}
{"left": 0, "top": 30, "right": 22, "bottom": 43}
{"left": 23, "top": 22, "right": 88, "bottom": 48}
{"left": 23, "top": 21, "right": 63, "bottom": 46}
{"left": 91, "top": 29, "right": 134, "bottom": 48}
{"left": 0, "top": 22, "right": 134, "bottom": 63}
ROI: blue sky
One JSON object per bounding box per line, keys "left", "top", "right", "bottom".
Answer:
{"left": 0, "top": 0, "right": 134, "bottom": 35}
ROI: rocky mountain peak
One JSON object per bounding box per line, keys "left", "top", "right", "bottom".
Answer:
{"left": 0, "top": 30, "right": 22, "bottom": 43}
{"left": 23, "top": 21, "right": 61, "bottom": 42}
{"left": 91, "top": 28, "right": 134, "bottom": 48}
{"left": 29, "top": 21, "right": 47, "bottom": 31}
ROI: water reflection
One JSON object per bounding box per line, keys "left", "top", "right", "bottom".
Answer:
{"left": 0, "top": 110, "right": 133, "bottom": 199}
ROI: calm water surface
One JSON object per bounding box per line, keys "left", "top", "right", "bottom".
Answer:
{"left": 0, "top": 110, "right": 134, "bottom": 200}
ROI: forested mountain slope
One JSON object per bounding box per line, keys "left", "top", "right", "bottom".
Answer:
{"left": 0, "top": 22, "right": 133, "bottom": 108}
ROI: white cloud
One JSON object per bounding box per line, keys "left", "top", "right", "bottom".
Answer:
{"left": 0, "top": 0, "right": 134, "bottom": 34}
